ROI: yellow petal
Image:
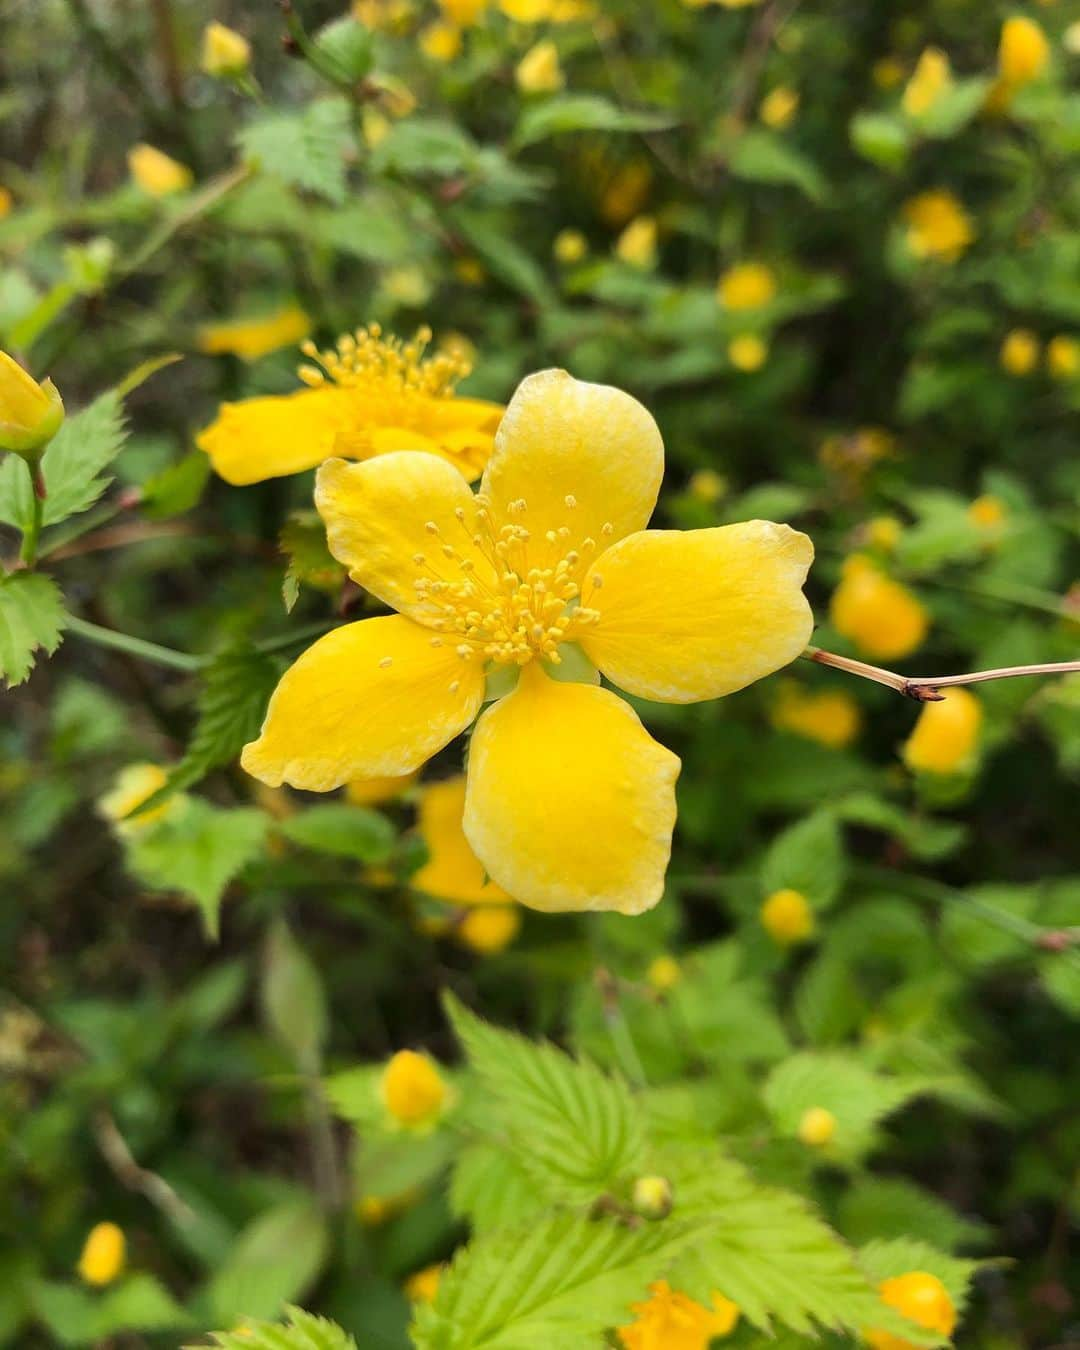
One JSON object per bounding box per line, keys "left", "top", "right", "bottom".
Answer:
{"left": 463, "top": 664, "right": 679, "bottom": 914}
{"left": 197, "top": 387, "right": 354, "bottom": 485}
{"left": 579, "top": 524, "right": 814, "bottom": 703}
{"left": 479, "top": 369, "right": 663, "bottom": 574}
{"left": 315, "top": 453, "right": 496, "bottom": 623}
{"left": 241, "top": 616, "right": 484, "bottom": 790}
{"left": 413, "top": 775, "right": 509, "bottom": 905}
{"left": 346, "top": 771, "right": 418, "bottom": 805}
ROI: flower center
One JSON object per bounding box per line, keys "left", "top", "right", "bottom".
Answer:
{"left": 410, "top": 495, "right": 609, "bottom": 668}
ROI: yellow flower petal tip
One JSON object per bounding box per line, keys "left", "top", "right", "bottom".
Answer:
{"left": 717, "top": 262, "right": 777, "bottom": 310}
{"left": 404, "top": 1261, "right": 445, "bottom": 1303}
{"left": 902, "top": 47, "right": 951, "bottom": 118}
{"left": 615, "top": 216, "right": 658, "bottom": 268}
{"left": 1000, "top": 328, "right": 1040, "bottom": 375}
{"left": 77, "top": 1222, "right": 126, "bottom": 1286}
{"left": 631, "top": 1175, "right": 673, "bottom": 1220}
{"left": 97, "top": 763, "right": 177, "bottom": 835}
{"left": 516, "top": 39, "right": 564, "bottom": 93}
{"left": 200, "top": 21, "right": 251, "bottom": 77}
{"left": 761, "top": 888, "right": 815, "bottom": 945}
{"left": 645, "top": 954, "right": 681, "bottom": 992}
{"left": 413, "top": 775, "right": 510, "bottom": 905}
{"left": 999, "top": 16, "right": 1050, "bottom": 88}
{"left": 797, "top": 1105, "right": 837, "bottom": 1147}
{"left": 127, "top": 143, "right": 193, "bottom": 196}
{"left": 864, "top": 1271, "right": 956, "bottom": 1349}
{"left": 0, "top": 350, "right": 64, "bottom": 458}
{"left": 902, "top": 190, "right": 974, "bottom": 263}
{"left": 457, "top": 904, "right": 521, "bottom": 953}
{"left": 771, "top": 682, "right": 862, "bottom": 749}
{"left": 619, "top": 1279, "right": 739, "bottom": 1348}
{"left": 901, "top": 686, "right": 982, "bottom": 775}
{"left": 197, "top": 306, "right": 311, "bottom": 363}
{"left": 380, "top": 1049, "right": 447, "bottom": 1126}
{"left": 830, "top": 554, "right": 929, "bottom": 660}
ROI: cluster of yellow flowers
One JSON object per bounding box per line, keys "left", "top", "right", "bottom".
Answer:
{"left": 1001, "top": 329, "right": 1080, "bottom": 379}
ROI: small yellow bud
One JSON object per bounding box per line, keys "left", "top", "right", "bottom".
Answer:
{"left": 404, "top": 1262, "right": 445, "bottom": 1303}
{"left": 999, "top": 16, "right": 1050, "bottom": 88}
{"left": 0, "top": 186, "right": 12, "bottom": 218}
{"left": 346, "top": 772, "right": 418, "bottom": 806}
{"left": 1047, "top": 334, "right": 1080, "bottom": 379}
{"left": 457, "top": 904, "right": 521, "bottom": 953}
{"left": 797, "top": 1106, "right": 836, "bottom": 1147}
{"left": 420, "top": 20, "right": 462, "bottom": 61}
{"left": 728, "top": 334, "right": 768, "bottom": 371}
{"left": 760, "top": 888, "right": 815, "bottom": 945}
{"left": 760, "top": 85, "right": 799, "bottom": 129}
{"left": 872, "top": 57, "right": 906, "bottom": 90}
{"left": 453, "top": 257, "right": 486, "bottom": 287}
{"left": 128, "top": 144, "right": 193, "bottom": 197}
{"left": 380, "top": 1049, "right": 447, "bottom": 1125}
{"left": 632, "top": 1175, "right": 674, "bottom": 1219}
{"left": 645, "top": 954, "right": 681, "bottom": 992}
{"left": 553, "top": 228, "right": 588, "bottom": 263}
{"left": 200, "top": 21, "right": 252, "bottom": 77}
{"left": 902, "top": 687, "right": 982, "bottom": 776}
{"left": 771, "top": 683, "right": 862, "bottom": 750}
{"left": 439, "top": 0, "right": 487, "bottom": 24}
{"left": 901, "top": 47, "right": 951, "bottom": 118}
{"left": 902, "top": 190, "right": 974, "bottom": 263}
{"left": 717, "top": 262, "right": 776, "bottom": 310}
{"left": 0, "top": 351, "right": 64, "bottom": 459}
{"left": 614, "top": 215, "right": 658, "bottom": 268}
{"left": 77, "top": 1222, "right": 126, "bottom": 1286}
{"left": 98, "top": 764, "right": 177, "bottom": 835}
{"left": 866, "top": 515, "right": 902, "bottom": 553}
{"left": 865, "top": 1271, "right": 956, "bottom": 1350}
{"left": 1000, "top": 328, "right": 1040, "bottom": 375}
{"left": 968, "top": 494, "right": 1007, "bottom": 532}
{"left": 516, "top": 39, "right": 564, "bottom": 93}
{"left": 688, "top": 468, "right": 727, "bottom": 503}
{"left": 830, "top": 555, "right": 929, "bottom": 660}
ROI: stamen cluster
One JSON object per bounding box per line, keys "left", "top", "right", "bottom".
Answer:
{"left": 297, "top": 323, "right": 469, "bottom": 409}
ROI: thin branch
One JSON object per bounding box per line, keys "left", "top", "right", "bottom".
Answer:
{"left": 64, "top": 614, "right": 201, "bottom": 673}
{"left": 803, "top": 646, "right": 1080, "bottom": 702}
{"left": 93, "top": 1109, "right": 196, "bottom": 1227}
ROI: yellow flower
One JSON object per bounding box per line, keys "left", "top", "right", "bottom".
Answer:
{"left": 413, "top": 776, "right": 510, "bottom": 905}
{"left": 98, "top": 764, "right": 177, "bottom": 835}
{"left": 688, "top": 468, "right": 726, "bottom": 503}
{"left": 728, "top": 334, "right": 768, "bottom": 372}
{"left": 760, "top": 85, "right": 799, "bottom": 129}
{"left": 901, "top": 47, "right": 952, "bottom": 118}
{"left": 771, "top": 681, "right": 862, "bottom": 749}
{"left": 77, "top": 1222, "right": 126, "bottom": 1286}
{"left": 717, "top": 262, "right": 776, "bottom": 310}
{"left": 902, "top": 190, "right": 974, "bottom": 262}
{"left": 346, "top": 771, "right": 418, "bottom": 805}
{"left": 645, "top": 954, "right": 681, "bottom": 992}
{"left": 830, "top": 555, "right": 929, "bottom": 660}
{"left": 0, "top": 186, "right": 12, "bottom": 218}
{"left": 1047, "top": 334, "right": 1080, "bottom": 379}
{"left": 0, "top": 350, "right": 64, "bottom": 458}
{"left": 615, "top": 216, "right": 658, "bottom": 268}
{"left": 516, "top": 40, "right": 564, "bottom": 93}
{"left": 458, "top": 904, "right": 521, "bottom": 952}
{"left": 420, "top": 20, "right": 462, "bottom": 61}
{"left": 127, "top": 143, "right": 192, "bottom": 196}
{"left": 599, "top": 159, "right": 653, "bottom": 226}
{"left": 241, "top": 370, "right": 815, "bottom": 914}
{"left": 197, "top": 323, "right": 503, "bottom": 486}
{"left": 865, "top": 1271, "right": 956, "bottom": 1350}
{"left": 440, "top": 0, "right": 486, "bottom": 24}
{"left": 760, "top": 888, "right": 815, "bottom": 945}
{"left": 999, "top": 16, "right": 1050, "bottom": 88}
{"left": 380, "top": 1049, "right": 447, "bottom": 1125}
{"left": 632, "top": 1174, "right": 673, "bottom": 1219}
{"left": 901, "top": 687, "right": 982, "bottom": 775}
{"left": 353, "top": 0, "right": 413, "bottom": 30}
{"left": 872, "top": 57, "right": 905, "bottom": 90}
{"left": 798, "top": 1105, "right": 836, "bottom": 1146}
{"left": 867, "top": 515, "right": 902, "bottom": 552}
{"left": 1000, "top": 328, "right": 1040, "bottom": 375}
{"left": 499, "top": 0, "right": 552, "bottom": 18}
{"left": 619, "top": 1280, "right": 739, "bottom": 1348}
{"left": 200, "top": 21, "right": 251, "bottom": 77}
{"left": 197, "top": 305, "right": 311, "bottom": 363}
{"left": 404, "top": 1262, "right": 445, "bottom": 1302}
{"left": 554, "top": 228, "right": 588, "bottom": 263}
{"left": 968, "top": 494, "right": 1006, "bottom": 532}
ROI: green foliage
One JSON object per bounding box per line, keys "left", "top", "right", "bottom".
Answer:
{"left": 761, "top": 810, "right": 846, "bottom": 909}
{"left": 237, "top": 99, "right": 352, "bottom": 204}
{"left": 279, "top": 804, "right": 396, "bottom": 862}
{"left": 205, "top": 1202, "right": 331, "bottom": 1325}
{"left": 262, "top": 919, "right": 328, "bottom": 1071}
{"left": 511, "top": 95, "right": 673, "bottom": 150}
{"left": 196, "top": 1305, "right": 356, "bottom": 1350}
{"left": 0, "top": 571, "right": 65, "bottom": 685}
{"left": 31, "top": 1275, "right": 190, "bottom": 1344}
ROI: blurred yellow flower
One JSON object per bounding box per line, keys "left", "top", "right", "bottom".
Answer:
{"left": 346, "top": 771, "right": 418, "bottom": 805}
{"left": 968, "top": 494, "right": 1006, "bottom": 532}
{"left": 198, "top": 323, "right": 503, "bottom": 486}
{"left": 516, "top": 39, "right": 564, "bottom": 93}
{"left": 458, "top": 904, "right": 521, "bottom": 952}
{"left": 76, "top": 1222, "right": 125, "bottom": 1286}
{"left": 197, "top": 305, "right": 311, "bottom": 363}
{"left": 421, "top": 20, "right": 463, "bottom": 61}
{"left": 1047, "top": 334, "right": 1080, "bottom": 379}
{"left": 200, "top": 21, "right": 251, "bottom": 77}
{"left": 598, "top": 158, "right": 653, "bottom": 225}
{"left": 553, "top": 228, "right": 588, "bottom": 263}
{"left": 619, "top": 1280, "right": 739, "bottom": 1348}
{"left": 901, "top": 47, "right": 952, "bottom": 117}
{"left": 440, "top": 0, "right": 486, "bottom": 22}
{"left": 867, "top": 515, "right": 902, "bottom": 552}
{"left": 902, "top": 190, "right": 974, "bottom": 262}
{"left": 771, "top": 681, "right": 862, "bottom": 749}
{"left": 413, "top": 776, "right": 509, "bottom": 905}
{"left": 865, "top": 1271, "right": 956, "bottom": 1350}
{"left": 632, "top": 1174, "right": 673, "bottom": 1219}
{"left": 380, "top": 1049, "right": 447, "bottom": 1125}
{"left": 902, "top": 687, "right": 982, "bottom": 775}
{"left": 0, "top": 186, "right": 12, "bottom": 218}
{"left": 499, "top": 0, "right": 552, "bottom": 18}
{"left": 242, "top": 370, "right": 814, "bottom": 914}
{"left": 646, "top": 953, "right": 681, "bottom": 992}
{"left": 404, "top": 1262, "right": 445, "bottom": 1302}
{"left": 760, "top": 85, "right": 799, "bottom": 129}
{"left": 798, "top": 1105, "right": 836, "bottom": 1146}
{"left": 127, "top": 143, "right": 192, "bottom": 196}
{"left": 0, "top": 350, "right": 64, "bottom": 458}
{"left": 872, "top": 57, "right": 906, "bottom": 90}
{"left": 98, "top": 764, "right": 177, "bottom": 836}
{"left": 688, "top": 467, "right": 726, "bottom": 503}
{"left": 615, "top": 215, "right": 658, "bottom": 268}
{"left": 353, "top": 0, "right": 413, "bottom": 29}
{"left": 728, "top": 334, "right": 768, "bottom": 371}
{"left": 1000, "top": 328, "right": 1040, "bottom": 375}
{"left": 830, "top": 555, "right": 928, "bottom": 659}
{"left": 453, "top": 257, "right": 486, "bottom": 287}
{"left": 760, "top": 888, "right": 815, "bottom": 944}
{"left": 717, "top": 262, "right": 776, "bottom": 310}
{"left": 999, "top": 16, "right": 1050, "bottom": 88}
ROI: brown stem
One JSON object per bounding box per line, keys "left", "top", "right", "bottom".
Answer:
{"left": 93, "top": 1110, "right": 196, "bottom": 1227}
{"left": 803, "top": 646, "right": 1080, "bottom": 702}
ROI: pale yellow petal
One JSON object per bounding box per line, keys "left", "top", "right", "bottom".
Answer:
{"left": 463, "top": 664, "right": 680, "bottom": 914}
{"left": 315, "top": 453, "right": 496, "bottom": 623}
{"left": 479, "top": 369, "right": 663, "bottom": 573}
{"left": 197, "top": 387, "right": 354, "bottom": 485}
{"left": 412, "top": 775, "right": 510, "bottom": 905}
{"left": 241, "top": 616, "right": 484, "bottom": 790}
{"left": 579, "top": 523, "right": 814, "bottom": 703}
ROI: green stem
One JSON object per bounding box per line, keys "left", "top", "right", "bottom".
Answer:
{"left": 64, "top": 614, "right": 201, "bottom": 672}
{"left": 19, "top": 462, "right": 45, "bottom": 568}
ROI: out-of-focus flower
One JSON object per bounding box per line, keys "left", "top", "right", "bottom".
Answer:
{"left": 717, "top": 262, "right": 776, "bottom": 310}
{"left": 500, "top": 0, "right": 593, "bottom": 19}
{"left": 902, "top": 190, "right": 974, "bottom": 262}
{"left": 819, "top": 427, "right": 895, "bottom": 479}
{"left": 771, "top": 681, "right": 862, "bottom": 749}
{"left": 362, "top": 106, "right": 392, "bottom": 148}
{"left": 200, "top": 21, "right": 251, "bottom": 77}
{"left": 353, "top": 0, "right": 413, "bottom": 29}
{"left": 968, "top": 494, "right": 1007, "bottom": 533}
{"left": 0, "top": 187, "right": 12, "bottom": 218}
{"left": 830, "top": 555, "right": 928, "bottom": 659}
{"left": 380, "top": 1049, "right": 447, "bottom": 1125}
{"left": 999, "top": 16, "right": 1050, "bottom": 87}
{"left": 77, "top": 1223, "right": 126, "bottom": 1286}
{"left": 1047, "top": 334, "right": 1080, "bottom": 379}
{"left": 439, "top": 0, "right": 486, "bottom": 23}
{"left": 404, "top": 1262, "right": 445, "bottom": 1302}
{"left": 797, "top": 1106, "right": 836, "bottom": 1146}
{"left": 688, "top": 468, "right": 727, "bottom": 503}
{"left": 458, "top": 904, "right": 521, "bottom": 952}
{"left": 760, "top": 85, "right": 799, "bottom": 128}
{"left": 98, "top": 764, "right": 178, "bottom": 836}
{"left": 901, "top": 47, "right": 951, "bottom": 117}
{"left": 198, "top": 323, "right": 503, "bottom": 486}
{"left": 412, "top": 776, "right": 509, "bottom": 905}
{"left": 554, "top": 228, "right": 588, "bottom": 263}
{"left": 346, "top": 772, "right": 418, "bottom": 805}
{"left": 420, "top": 20, "right": 462, "bottom": 60}
{"left": 646, "top": 954, "right": 681, "bottom": 992}
{"left": 0, "top": 350, "right": 64, "bottom": 458}
{"left": 760, "top": 888, "right": 815, "bottom": 945}
{"left": 453, "top": 257, "right": 486, "bottom": 287}
{"left": 619, "top": 1280, "right": 739, "bottom": 1348}
{"left": 516, "top": 39, "right": 564, "bottom": 92}
{"left": 1000, "top": 328, "right": 1040, "bottom": 375}
{"left": 197, "top": 306, "right": 311, "bottom": 363}
{"left": 598, "top": 158, "right": 653, "bottom": 226}
{"left": 128, "top": 144, "right": 193, "bottom": 196}
{"left": 615, "top": 215, "right": 658, "bottom": 268}
{"left": 865, "top": 1271, "right": 956, "bottom": 1350}
{"left": 728, "top": 334, "right": 768, "bottom": 371}
{"left": 632, "top": 1175, "right": 673, "bottom": 1220}
{"left": 902, "top": 687, "right": 982, "bottom": 775}
{"left": 867, "top": 515, "right": 902, "bottom": 552}
{"left": 873, "top": 57, "right": 906, "bottom": 89}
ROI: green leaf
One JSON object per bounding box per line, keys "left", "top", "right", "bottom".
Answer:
{"left": 206, "top": 1202, "right": 330, "bottom": 1324}
{"left": 411, "top": 1212, "right": 692, "bottom": 1350}
{"left": 261, "top": 919, "right": 328, "bottom": 1071}
{"left": 194, "top": 1305, "right": 356, "bottom": 1350}
{"left": 835, "top": 793, "right": 966, "bottom": 862}
{"left": 0, "top": 572, "right": 65, "bottom": 686}
{"left": 850, "top": 111, "right": 911, "bottom": 170}
{"left": 371, "top": 118, "right": 479, "bottom": 178}
{"left": 512, "top": 95, "right": 674, "bottom": 150}
{"left": 279, "top": 511, "right": 344, "bottom": 612}
{"left": 314, "top": 16, "right": 374, "bottom": 82}
{"left": 761, "top": 810, "right": 846, "bottom": 909}
{"left": 838, "top": 1177, "right": 989, "bottom": 1253}
{"left": 141, "top": 449, "right": 211, "bottom": 520}
{"left": 279, "top": 803, "right": 396, "bottom": 863}
{"left": 729, "top": 129, "right": 827, "bottom": 202}
{"left": 450, "top": 1141, "right": 548, "bottom": 1233}
{"left": 858, "top": 1238, "right": 981, "bottom": 1325}
{"left": 95, "top": 1274, "right": 191, "bottom": 1333}
{"left": 445, "top": 993, "right": 645, "bottom": 1205}
{"left": 914, "top": 77, "right": 992, "bottom": 139}
{"left": 237, "top": 99, "right": 351, "bottom": 204}
{"left": 447, "top": 206, "right": 555, "bottom": 305}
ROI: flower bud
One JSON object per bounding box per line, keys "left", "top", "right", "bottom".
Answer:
{"left": 865, "top": 1270, "right": 956, "bottom": 1350}
{"left": 404, "top": 1261, "right": 444, "bottom": 1303}
{"left": 632, "top": 1174, "right": 674, "bottom": 1220}
{"left": 1047, "top": 334, "right": 1080, "bottom": 380}
{"left": 553, "top": 228, "right": 588, "bottom": 264}
{"left": 902, "top": 47, "right": 951, "bottom": 118}
{"left": 760, "top": 888, "right": 815, "bottom": 945}
{"left": 645, "top": 954, "right": 681, "bottom": 993}
{"left": 687, "top": 468, "right": 727, "bottom": 504}
{"left": 615, "top": 215, "right": 658, "bottom": 269}
{"left": 717, "top": 262, "right": 776, "bottom": 310}
{"left": 420, "top": 21, "right": 462, "bottom": 62}
{"left": 128, "top": 143, "right": 193, "bottom": 197}
{"left": 728, "top": 334, "right": 768, "bottom": 372}
{"left": 760, "top": 85, "right": 799, "bottom": 129}
{"left": 901, "top": 687, "right": 982, "bottom": 776}
{"left": 830, "top": 555, "right": 929, "bottom": 660}
{"left": 1000, "top": 328, "right": 1039, "bottom": 376}
{"left": 516, "top": 39, "right": 564, "bottom": 93}
{"left": 797, "top": 1105, "right": 836, "bottom": 1147}
{"left": 201, "top": 21, "right": 252, "bottom": 77}
{"left": 77, "top": 1222, "right": 126, "bottom": 1286}
{"left": 0, "top": 351, "right": 64, "bottom": 459}
{"left": 457, "top": 904, "right": 521, "bottom": 953}
{"left": 380, "top": 1049, "right": 447, "bottom": 1125}
{"left": 999, "top": 16, "right": 1050, "bottom": 89}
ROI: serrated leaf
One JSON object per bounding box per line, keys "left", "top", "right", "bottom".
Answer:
{"left": 371, "top": 118, "right": 478, "bottom": 178}
{"left": 238, "top": 100, "right": 351, "bottom": 205}
{"left": 279, "top": 511, "right": 344, "bottom": 612}
{"left": 450, "top": 1141, "right": 548, "bottom": 1233}
{"left": 512, "top": 95, "right": 674, "bottom": 150}
{"left": 0, "top": 571, "right": 65, "bottom": 686}
{"left": 838, "top": 1177, "right": 989, "bottom": 1253}
{"left": 761, "top": 810, "right": 846, "bottom": 909}
{"left": 279, "top": 803, "right": 396, "bottom": 862}
{"left": 194, "top": 1305, "right": 356, "bottom": 1350}
{"left": 445, "top": 993, "right": 645, "bottom": 1205}
{"left": 206, "top": 1203, "right": 330, "bottom": 1325}
{"left": 858, "top": 1238, "right": 982, "bottom": 1326}
{"left": 729, "top": 129, "right": 827, "bottom": 202}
